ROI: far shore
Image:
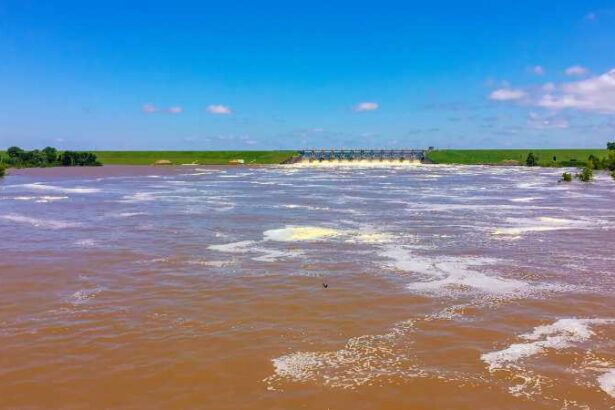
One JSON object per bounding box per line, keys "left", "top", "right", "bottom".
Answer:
{"left": 1, "top": 149, "right": 610, "bottom": 168}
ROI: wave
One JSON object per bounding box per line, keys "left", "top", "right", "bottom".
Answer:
{"left": 264, "top": 320, "right": 417, "bottom": 390}
{"left": 263, "top": 226, "right": 343, "bottom": 242}
{"left": 288, "top": 160, "right": 422, "bottom": 169}
{"left": 22, "top": 183, "right": 100, "bottom": 194}
{"left": 598, "top": 369, "right": 615, "bottom": 398}
{"left": 492, "top": 216, "right": 590, "bottom": 237}
{"left": 380, "top": 246, "right": 528, "bottom": 296}
{"left": 1, "top": 214, "right": 80, "bottom": 229}
{"left": 13, "top": 195, "right": 68, "bottom": 203}
{"left": 481, "top": 318, "right": 615, "bottom": 371}
{"left": 69, "top": 287, "right": 103, "bottom": 306}
{"left": 208, "top": 240, "right": 303, "bottom": 263}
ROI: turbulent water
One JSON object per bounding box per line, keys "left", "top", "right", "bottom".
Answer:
{"left": 1, "top": 164, "right": 614, "bottom": 409}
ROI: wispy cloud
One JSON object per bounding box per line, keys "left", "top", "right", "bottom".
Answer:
{"left": 142, "top": 103, "right": 158, "bottom": 113}
{"left": 527, "top": 112, "right": 570, "bottom": 129}
{"left": 207, "top": 104, "right": 232, "bottom": 115}
{"left": 489, "top": 88, "right": 527, "bottom": 101}
{"left": 565, "top": 65, "right": 588, "bottom": 76}
{"left": 142, "top": 103, "right": 183, "bottom": 114}
{"left": 353, "top": 102, "right": 379, "bottom": 112}
{"left": 166, "top": 106, "right": 183, "bottom": 114}
{"left": 584, "top": 8, "right": 615, "bottom": 21}
{"left": 530, "top": 65, "right": 545, "bottom": 76}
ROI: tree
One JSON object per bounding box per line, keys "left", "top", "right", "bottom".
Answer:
{"left": 42, "top": 146, "right": 58, "bottom": 164}
{"left": 607, "top": 142, "right": 615, "bottom": 150}
{"left": 526, "top": 152, "right": 538, "bottom": 167}
{"left": 7, "top": 146, "right": 24, "bottom": 158}
{"left": 576, "top": 167, "right": 593, "bottom": 182}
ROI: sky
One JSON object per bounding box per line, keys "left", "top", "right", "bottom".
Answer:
{"left": 1, "top": 0, "right": 614, "bottom": 150}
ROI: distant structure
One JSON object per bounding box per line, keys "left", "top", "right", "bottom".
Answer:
{"left": 295, "top": 149, "right": 427, "bottom": 163}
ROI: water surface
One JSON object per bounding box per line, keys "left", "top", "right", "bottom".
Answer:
{"left": 1, "top": 164, "right": 614, "bottom": 409}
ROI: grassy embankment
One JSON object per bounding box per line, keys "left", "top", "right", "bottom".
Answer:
{"left": 426, "top": 149, "right": 608, "bottom": 167}
{"left": 92, "top": 151, "right": 297, "bottom": 165}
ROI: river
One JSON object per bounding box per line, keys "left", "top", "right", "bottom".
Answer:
{"left": 1, "top": 164, "right": 614, "bottom": 409}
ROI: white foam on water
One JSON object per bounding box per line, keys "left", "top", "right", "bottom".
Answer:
{"left": 14, "top": 195, "right": 68, "bottom": 203}
{"left": 481, "top": 318, "right": 615, "bottom": 371}
{"left": 288, "top": 160, "right": 422, "bottom": 169}
{"left": 252, "top": 248, "right": 304, "bottom": 263}
{"left": 208, "top": 240, "right": 303, "bottom": 263}
{"left": 69, "top": 287, "right": 103, "bottom": 306}
{"left": 264, "top": 226, "right": 343, "bottom": 242}
{"left": 1, "top": 214, "right": 80, "bottom": 229}
{"left": 22, "top": 183, "right": 100, "bottom": 194}
{"left": 380, "top": 246, "right": 528, "bottom": 296}
{"left": 346, "top": 232, "right": 394, "bottom": 244}
{"left": 208, "top": 240, "right": 256, "bottom": 253}
{"left": 74, "top": 239, "right": 96, "bottom": 247}
{"left": 278, "top": 204, "right": 331, "bottom": 211}
{"left": 598, "top": 369, "right": 615, "bottom": 398}
{"left": 264, "top": 320, "right": 418, "bottom": 390}
{"left": 509, "top": 197, "right": 542, "bottom": 203}
{"left": 120, "top": 192, "right": 160, "bottom": 203}
{"left": 492, "top": 216, "right": 588, "bottom": 237}
{"left": 118, "top": 212, "right": 148, "bottom": 217}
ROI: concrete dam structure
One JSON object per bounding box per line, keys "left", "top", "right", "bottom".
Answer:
{"left": 294, "top": 149, "right": 428, "bottom": 164}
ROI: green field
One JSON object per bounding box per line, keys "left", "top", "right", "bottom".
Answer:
{"left": 92, "top": 151, "right": 298, "bottom": 165}
{"left": 426, "top": 149, "right": 608, "bottom": 166}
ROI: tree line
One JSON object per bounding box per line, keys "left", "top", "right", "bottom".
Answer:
{"left": 0, "top": 146, "right": 101, "bottom": 176}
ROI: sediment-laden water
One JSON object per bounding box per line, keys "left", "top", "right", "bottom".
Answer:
{"left": 1, "top": 164, "right": 614, "bottom": 409}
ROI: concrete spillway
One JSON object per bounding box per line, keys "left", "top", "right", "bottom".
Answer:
{"left": 293, "top": 149, "right": 427, "bottom": 164}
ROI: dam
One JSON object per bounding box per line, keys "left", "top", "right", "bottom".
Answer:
{"left": 294, "top": 149, "right": 428, "bottom": 163}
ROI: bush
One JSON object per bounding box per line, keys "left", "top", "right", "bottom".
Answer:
{"left": 607, "top": 151, "right": 615, "bottom": 171}
{"left": 608, "top": 142, "right": 615, "bottom": 150}
{"left": 526, "top": 152, "right": 538, "bottom": 167}
{"left": 576, "top": 167, "right": 593, "bottom": 182}
{"left": 58, "top": 151, "right": 101, "bottom": 166}
{"left": 588, "top": 154, "right": 604, "bottom": 170}
{"left": 561, "top": 172, "right": 572, "bottom": 182}
{"left": 0, "top": 164, "right": 5, "bottom": 178}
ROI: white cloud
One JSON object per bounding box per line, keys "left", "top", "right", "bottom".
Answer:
{"left": 538, "top": 68, "right": 615, "bottom": 113}
{"left": 489, "top": 88, "right": 527, "bottom": 101}
{"left": 531, "top": 65, "right": 545, "bottom": 76}
{"left": 565, "top": 65, "right": 588, "bottom": 76}
{"left": 166, "top": 106, "right": 183, "bottom": 114}
{"left": 527, "top": 112, "right": 570, "bottom": 129}
{"left": 542, "top": 82, "right": 556, "bottom": 92}
{"left": 207, "top": 104, "right": 232, "bottom": 115}
{"left": 142, "top": 103, "right": 157, "bottom": 113}
{"left": 353, "top": 102, "right": 379, "bottom": 112}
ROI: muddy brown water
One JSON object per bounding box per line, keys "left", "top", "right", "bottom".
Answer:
{"left": 1, "top": 164, "right": 614, "bottom": 409}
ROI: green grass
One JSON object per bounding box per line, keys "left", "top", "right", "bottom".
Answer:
{"left": 92, "top": 151, "right": 298, "bottom": 165}
{"left": 426, "top": 149, "right": 609, "bottom": 167}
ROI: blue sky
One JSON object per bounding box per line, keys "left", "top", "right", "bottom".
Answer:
{"left": 1, "top": 0, "right": 614, "bottom": 150}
